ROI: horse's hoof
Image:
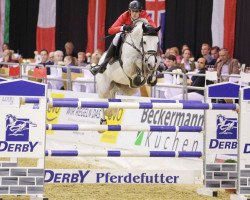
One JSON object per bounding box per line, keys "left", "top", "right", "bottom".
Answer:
{"left": 100, "top": 118, "right": 107, "bottom": 125}
{"left": 98, "top": 118, "right": 107, "bottom": 134}
{"left": 147, "top": 75, "right": 157, "bottom": 86}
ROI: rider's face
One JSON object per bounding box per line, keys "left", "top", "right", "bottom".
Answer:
{"left": 130, "top": 10, "right": 140, "bottom": 20}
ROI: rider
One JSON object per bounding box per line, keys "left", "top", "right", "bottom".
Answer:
{"left": 90, "top": 0, "right": 157, "bottom": 75}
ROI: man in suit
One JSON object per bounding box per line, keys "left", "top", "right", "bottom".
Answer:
{"left": 39, "top": 49, "right": 53, "bottom": 75}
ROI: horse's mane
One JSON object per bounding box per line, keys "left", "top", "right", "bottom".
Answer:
{"left": 132, "top": 18, "right": 149, "bottom": 26}
{"left": 132, "top": 18, "right": 159, "bottom": 36}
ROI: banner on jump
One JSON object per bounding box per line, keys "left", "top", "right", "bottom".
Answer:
{"left": 44, "top": 169, "right": 201, "bottom": 184}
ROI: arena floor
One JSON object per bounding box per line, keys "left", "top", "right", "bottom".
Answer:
{"left": 1, "top": 158, "right": 231, "bottom": 200}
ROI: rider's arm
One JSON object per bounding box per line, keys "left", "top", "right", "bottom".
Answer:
{"left": 108, "top": 12, "right": 129, "bottom": 35}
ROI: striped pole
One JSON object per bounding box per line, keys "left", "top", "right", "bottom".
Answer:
{"left": 24, "top": 97, "right": 203, "bottom": 104}
{"left": 45, "top": 150, "right": 202, "bottom": 158}
{"left": 46, "top": 101, "right": 238, "bottom": 110}
{"left": 46, "top": 124, "right": 203, "bottom": 132}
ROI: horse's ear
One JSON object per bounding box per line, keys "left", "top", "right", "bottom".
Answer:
{"left": 142, "top": 23, "right": 147, "bottom": 32}
{"left": 155, "top": 26, "right": 161, "bottom": 32}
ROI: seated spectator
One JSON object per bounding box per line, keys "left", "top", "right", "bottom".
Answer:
{"left": 181, "top": 44, "right": 189, "bottom": 54}
{"left": 201, "top": 43, "right": 213, "bottom": 64}
{"left": 77, "top": 52, "right": 87, "bottom": 67}
{"left": 164, "top": 48, "right": 171, "bottom": 58}
{"left": 165, "top": 54, "right": 186, "bottom": 74}
{"left": 169, "top": 47, "right": 181, "bottom": 63}
{"left": 62, "top": 56, "right": 80, "bottom": 73}
{"left": 47, "top": 50, "right": 64, "bottom": 90}
{"left": 64, "top": 41, "right": 77, "bottom": 58}
{"left": 210, "top": 46, "right": 220, "bottom": 65}
{"left": 49, "top": 52, "right": 54, "bottom": 63}
{"left": 53, "top": 50, "right": 64, "bottom": 66}
{"left": 180, "top": 49, "right": 195, "bottom": 72}
{"left": 34, "top": 51, "right": 41, "bottom": 63}
{"left": 2, "top": 42, "right": 10, "bottom": 51}
{"left": 171, "top": 57, "right": 213, "bottom": 101}
{"left": 216, "top": 48, "right": 240, "bottom": 82}
{"left": 89, "top": 51, "right": 102, "bottom": 66}
{"left": 187, "top": 57, "right": 213, "bottom": 95}
{"left": 39, "top": 49, "right": 52, "bottom": 75}
{"left": 165, "top": 54, "right": 187, "bottom": 86}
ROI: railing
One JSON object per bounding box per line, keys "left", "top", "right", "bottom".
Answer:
{"left": 0, "top": 62, "right": 249, "bottom": 99}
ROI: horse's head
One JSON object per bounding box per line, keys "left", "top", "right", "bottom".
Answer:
{"left": 141, "top": 23, "right": 161, "bottom": 72}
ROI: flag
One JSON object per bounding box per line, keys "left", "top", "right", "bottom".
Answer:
{"left": 146, "top": 0, "right": 166, "bottom": 50}
{"left": 9, "top": 66, "right": 20, "bottom": 77}
{"left": 33, "top": 67, "right": 47, "bottom": 79}
{"left": 211, "top": 0, "right": 237, "bottom": 55}
{"left": 36, "top": 0, "right": 56, "bottom": 52}
{"left": 86, "top": 0, "right": 106, "bottom": 53}
{"left": 0, "top": 0, "right": 10, "bottom": 52}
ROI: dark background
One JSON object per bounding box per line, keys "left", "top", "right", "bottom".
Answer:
{"left": 8, "top": 0, "right": 250, "bottom": 66}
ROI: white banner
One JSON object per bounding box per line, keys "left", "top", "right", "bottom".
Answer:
{"left": 44, "top": 90, "right": 204, "bottom": 152}
{"left": 44, "top": 169, "right": 201, "bottom": 184}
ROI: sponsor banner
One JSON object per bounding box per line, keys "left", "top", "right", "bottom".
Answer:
{"left": 0, "top": 108, "right": 45, "bottom": 157}
{"left": 240, "top": 113, "right": 250, "bottom": 158}
{"left": 44, "top": 169, "right": 201, "bottom": 184}
{"left": 46, "top": 93, "right": 65, "bottom": 134}
{"left": 42, "top": 90, "right": 204, "bottom": 152}
{"left": 0, "top": 96, "right": 20, "bottom": 107}
{"left": 100, "top": 108, "right": 125, "bottom": 144}
{"left": 205, "top": 110, "right": 238, "bottom": 155}
{"left": 119, "top": 108, "right": 204, "bottom": 151}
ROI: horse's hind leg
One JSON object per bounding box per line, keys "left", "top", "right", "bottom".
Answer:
{"left": 99, "top": 82, "right": 118, "bottom": 126}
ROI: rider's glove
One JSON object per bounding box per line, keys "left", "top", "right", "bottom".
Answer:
{"left": 123, "top": 25, "right": 133, "bottom": 32}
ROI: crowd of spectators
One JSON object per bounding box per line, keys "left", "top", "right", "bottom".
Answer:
{"left": 0, "top": 41, "right": 248, "bottom": 100}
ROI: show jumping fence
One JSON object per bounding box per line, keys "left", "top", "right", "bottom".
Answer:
{"left": 0, "top": 79, "right": 249, "bottom": 200}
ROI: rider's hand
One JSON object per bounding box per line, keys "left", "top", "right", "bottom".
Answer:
{"left": 123, "top": 25, "right": 133, "bottom": 32}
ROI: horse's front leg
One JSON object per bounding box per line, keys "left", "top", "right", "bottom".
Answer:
{"left": 127, "top": 58, "right": 146, "bottom": 88}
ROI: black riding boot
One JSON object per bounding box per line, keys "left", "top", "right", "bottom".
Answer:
{"left": 90, "top": 44, "right": 116, "bottom": 75}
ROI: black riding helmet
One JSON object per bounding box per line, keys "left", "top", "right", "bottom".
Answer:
{"left": 128, "top": 1, "right": 142, "bottom": 11}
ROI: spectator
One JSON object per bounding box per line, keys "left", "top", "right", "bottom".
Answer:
{"left": 180, "top": 49, "right": 195, "bottom": 72}
{"left": 164, "top": 48, "right": 171, "bottom": 58}
{"left": 181, "top": 44, "right": 189, "bottom": 54}
{"left": 89, "top": 52, "right": 102, "bottom": 66}
{"left": 171, "top": 57, "right": 213, "bottom": 101}
{"left": 64, "top": 41, "right": 77, "bottom": 58}
{"left": 210, "top": 46, "right": 220, "bottom": 65}
{"left": 0, "top": 50, "right": 16, "bottom": 68}
{"left": 216, "top": 48, "right": 240, "bottom": 82}
{"left": 201, "top": 43, "right": 213, "bottom": 64}
{"left": 34, "top": 51, "right": 41, "bottom": 63}
{"left": 63, "top": 56, "right": 80, "bottom": 73}
{"left": 54, "top": 50, "right": 64, "bottom": 65}
{"left": 165, "top": 54, "right": 186, "bottom": 73}
{"left": 77, "top": 52, "right": 87, "bottom": 67}
{"left": 187, "top": 57, "right": 208, "bottom": 94}
{"left": 2, "top": 43, "right": 10, "bottom": 52}
{"left": 47, "top": 50, "right": 64, "bottom": 90}
{"left": 39, "top": 49, "right": 52, "bottom": 75}
{"left": 169, "top": 47, "right": 181, "bottom": 63}
{"left": 48, "top": 52, "right": 54, "bottom": 63}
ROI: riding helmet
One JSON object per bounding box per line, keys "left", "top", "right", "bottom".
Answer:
{"left": 128, "top": 1, "right": 142, "bottom": 11}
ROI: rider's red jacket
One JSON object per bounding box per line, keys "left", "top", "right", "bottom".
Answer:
{"left": 108, "top": 10, "right": 157, "bottom": 35}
